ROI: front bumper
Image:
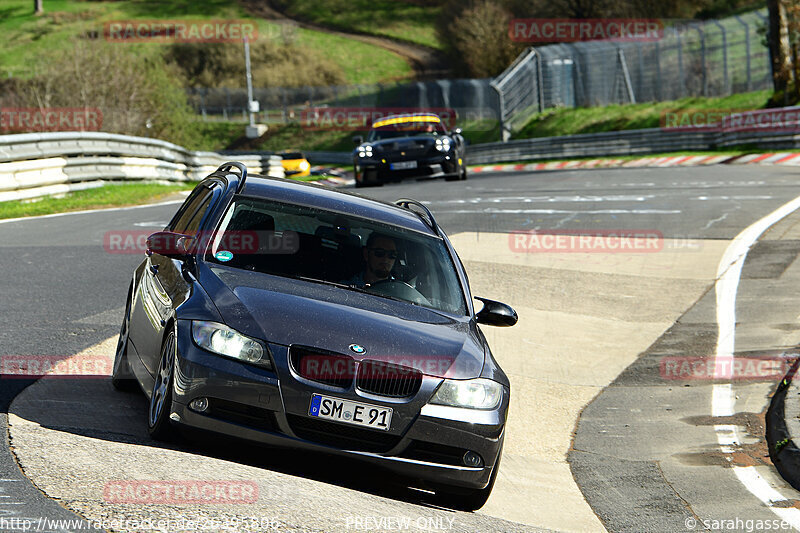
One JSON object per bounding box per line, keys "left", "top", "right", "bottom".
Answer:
{"left": 170, "top": 322, "right": 506, "bottom": 490}
{"left": 354, "top": 154, "right": 460, "bottom": 184}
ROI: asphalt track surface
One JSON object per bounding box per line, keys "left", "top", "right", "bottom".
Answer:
{"left": 5, "top": 165, "right": 800, "bottom": 532}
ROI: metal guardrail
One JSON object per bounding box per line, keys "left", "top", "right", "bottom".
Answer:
{"left": 300, "top": 122, "right": 800, "bottom": 167}
{"left": 0, "top": 132, "right": 284, "bottom": 202}
{"left": 3, "top": 115, "right": 799, "bottom": 201}
{"left": 465, "top": 128, "right": 718, "bottom": 165}
{"left": 305, "top": 151, "right": 353, "bottom": 165}
{"left": 466, "top": 126, "right": 800, "bottom": 165}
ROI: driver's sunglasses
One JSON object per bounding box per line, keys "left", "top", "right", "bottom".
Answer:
{"left": 369, "top": 248, "right": 398, "bottom": 259}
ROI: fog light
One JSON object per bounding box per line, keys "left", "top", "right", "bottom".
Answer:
{"left": 189, "top": 397, "right": 209, "bottom": 412}
{"left": 463, "top": 451, "right": 483, "bottom": 467}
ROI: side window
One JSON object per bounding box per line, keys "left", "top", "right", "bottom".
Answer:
{"left": 182, "top": 194, "right": 213, "bottom": 235}
{"left": 167, "top": 188, "right": 205, "bottom": 231}
{"left": 170, "top": 188, "right": 212, "bottom": 234}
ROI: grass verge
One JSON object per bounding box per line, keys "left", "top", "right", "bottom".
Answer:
{"left": 0, "top": 0, "right": 411, "bottom": 84}
{"left": 0, "top": 182, "right": 195, "bottom": 220}
{"left": 271, "top": 0, "right": 440, "bottom": 49}
{"left": 0, "top": 175, "right": 342, "bottom": 220}
{"left": 515, "top": 90, "right": 772, "bottom": 139}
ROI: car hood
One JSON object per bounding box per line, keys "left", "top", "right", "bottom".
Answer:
{"left": 199, "top": 265, "right": 484, "bottom": 379}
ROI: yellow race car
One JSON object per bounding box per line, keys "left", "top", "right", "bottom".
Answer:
{"left": 279, "top": 151, "right": 311, "bottom": 178}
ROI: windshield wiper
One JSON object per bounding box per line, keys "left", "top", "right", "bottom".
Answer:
{"left": 293, "top": 276, "right": 411, "bottom": 304}
{"left": 294, "top": 276, "right": 365, "bottom": 291}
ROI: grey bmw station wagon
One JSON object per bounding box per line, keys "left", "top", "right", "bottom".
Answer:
{"left": 112, "top": 162, "right": 517, "bottom": 510}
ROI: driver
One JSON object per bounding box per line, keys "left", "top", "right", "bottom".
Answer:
{"left": 342, "top": 232, "right": 397, "bottom": 288}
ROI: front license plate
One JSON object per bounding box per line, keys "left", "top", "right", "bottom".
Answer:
{"left": 308, "top": 394, "right": 392, "bottom": 431}
{"left": 390, "top": 160, "right": 417, "bottom": 170}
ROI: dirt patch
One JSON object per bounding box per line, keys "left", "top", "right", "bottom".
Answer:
{"left": 237, "top": 0, "right": 451, "bottom": 79}
{"left": 677, "top": 410, "right": 772, "bottom": 468}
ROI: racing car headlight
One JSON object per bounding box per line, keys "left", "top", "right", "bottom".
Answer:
{"left": 429, "top": 378, "right": 502, "bottom": 409}
{"left": 358, "top": 145, "right": 374, "bottom": 158}
{"left": 435, "top": 138, "right": 452, "bottom": 152}
{"left": 191, "top": 321, "right": 269, "bottom": 368}
{"left": 299, "top": 160, "right": 310, "bottom": 170}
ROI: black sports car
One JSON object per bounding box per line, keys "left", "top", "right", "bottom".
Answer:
{"left": 112, "top": 162, "right": 516, "bottom": 510}
{"left": 353, "top": 113, "right": 467, "bottom": 187}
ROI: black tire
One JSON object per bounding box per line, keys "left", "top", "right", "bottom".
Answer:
{"left": 436, "top": 448, "right": 502, "bottom": 511}
{"left": 111, "top": 285, "right": 137, "bottom": 391}
{"left": 460, "top": 166, "right": 468, "bottom": 180}
{"left": 148, "top": 329, "right": 177, "bottom": 441}
{"left": 444, "top": 174, "right": 460, "bottom": 182}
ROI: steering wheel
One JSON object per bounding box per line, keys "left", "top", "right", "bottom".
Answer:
{"left": 367, "top": 279, "right": 431, "bottom": 306}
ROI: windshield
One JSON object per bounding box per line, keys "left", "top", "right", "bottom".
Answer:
{"left": 206, "top": 196, "right": 467, "bottom": 315}
{"left": 367, "top": 120, "right": 447, "bottom": 141}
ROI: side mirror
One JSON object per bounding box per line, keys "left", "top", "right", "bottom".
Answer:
{"left": 146, "top": 231, "right": 194, "bottom": 258}
{"left": 353, "top": 135, "right": 364, "bottom": 145}
{"left": 474, "top": 297, "right": 518, "bottom": 327}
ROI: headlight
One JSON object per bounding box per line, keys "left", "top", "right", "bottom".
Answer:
{"left": 358, "top": 145, "right": 374, "bottom": 158}
{"left": 429, "top": 378, "right": 502, "bottom": 409}
{"left": 191, "top": 321, "right": 269, "bottom": 368}
{"left": 299, "top": 160, "right": 310, "bottom": 170}
{"left": 435, "top": 137, "right": 452, "bottom": 152}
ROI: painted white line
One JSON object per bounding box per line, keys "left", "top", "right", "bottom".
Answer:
{"left": 424, "top": 195, "right": 655, "bottom": 204}
{"left": 435, "top": 209, "right": 681, "bottom": 215}
{"left": 0, "top": 199, "right": 185, "bottom": 225}
{"left": 712, "top": 193, "right": 800, "bottom": 528}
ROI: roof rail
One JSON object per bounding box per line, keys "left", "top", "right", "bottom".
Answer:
{"left": 216, "top": 162, "right": 248, "bottom": 193}
{"left": 395, "top": 198, "right": 441, "bottom": 236}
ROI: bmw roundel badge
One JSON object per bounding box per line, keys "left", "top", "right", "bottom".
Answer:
{"left": 349, "top": 344, "right": 366, "bottom": 354}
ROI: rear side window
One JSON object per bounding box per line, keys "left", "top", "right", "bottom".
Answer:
{"left": 170, "top": 188, "right": 213, "bottom": 234}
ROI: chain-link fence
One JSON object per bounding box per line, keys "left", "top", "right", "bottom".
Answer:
{"left": 493, "top": 9, "right": 771, "bottom": 139}
{"left": 188, "top": 79, "right": 499, "bottom": 127}
{"left": 191, "top": 10, "right": 770, "bottom": 143}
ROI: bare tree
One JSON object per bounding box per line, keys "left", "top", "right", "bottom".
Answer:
{"left": 767, "top": 0, "right": 794, "bottom": 103}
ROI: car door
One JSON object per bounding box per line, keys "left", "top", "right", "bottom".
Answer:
{"left": 130, "top": 185, "right": 216, "bottom": 377}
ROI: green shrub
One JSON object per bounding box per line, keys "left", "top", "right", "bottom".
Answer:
{"left": 165, "top": 40, "right": 346, "bottom": 88}
{"left": 436, "top": 0, "right": 525, "bottom": 77}
{"left": 2, "top": 39, "right": 199, "bottom": 147}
